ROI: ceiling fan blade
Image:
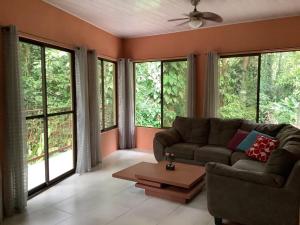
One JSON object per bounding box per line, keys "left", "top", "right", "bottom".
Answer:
{"left": 176, "top": 20, "right": 190, "bottom": 26}
{"left": 201, "top": 12, "right": 223, "bottom": 22}
{"left": 168, "top": 18, "right": 189, "bottom": 22}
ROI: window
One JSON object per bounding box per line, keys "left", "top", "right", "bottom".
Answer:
{"left": 135, "top": 62, "right": 161, "bottom": 128}
{"left": 219, "top": 55, "right": 259, "bottom": 121}
{"left": 19, "top": 39, "right": 76, "bottom": 195}
{"left": 260, "top": 52, "right": 300, "bottom": 125}
{"left": 135, "top": 59, "right": 188, "bottom": 128}
{"left": 219, "top": 50, "right": 300, "bottom": 127}
{"left": 97, "top": 59, "right": 117, "bottom": 131}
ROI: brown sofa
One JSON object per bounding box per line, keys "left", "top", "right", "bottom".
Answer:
{"left": 153, "top": 116, "right": 300, "bottom": 225}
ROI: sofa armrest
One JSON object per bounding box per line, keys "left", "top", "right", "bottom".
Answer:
{"left": 285, "top": 160, "right": 300, "bottom": 195}
{"left": 155, "top": 128, "right": 181, "bottom": 146}
{"left": 206, "top": 162, "right": 298, "bottom": 225}
{"left": 206, "top": 162, "right": 284, "bottom": 187}
{"left": 153, "top": 128, "right": 181, "bottom": 161}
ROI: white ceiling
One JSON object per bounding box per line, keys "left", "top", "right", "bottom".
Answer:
{"left": 43, "top": 0, "right": 300, "bottom": 38}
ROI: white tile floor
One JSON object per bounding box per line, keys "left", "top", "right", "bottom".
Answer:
{"left": 4, "top": 150, "right": 223, "bottom": 225}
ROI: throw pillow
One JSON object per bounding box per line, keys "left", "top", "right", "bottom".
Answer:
{"left": 227, "top": 129, "right": 249, "bottom": 151}
{"left": 265, "top": 148, "right": 298, "bottom": 177}
{"left": 237, "top": 130, "right": 272, "bottom": 152}
{"left": 246, "top": 135, "right": 279, "bottom": 162}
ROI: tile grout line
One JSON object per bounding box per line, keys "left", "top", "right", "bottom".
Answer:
{"left": 155, "top": 203, "right": 182, "bottom": 225}
{"left": 104, "top": 195, "right": 151, "bottom": 225}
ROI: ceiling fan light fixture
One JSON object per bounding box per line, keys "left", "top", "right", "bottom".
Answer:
{"left": 189, "top": 18, "right": 203, "bottom": 29}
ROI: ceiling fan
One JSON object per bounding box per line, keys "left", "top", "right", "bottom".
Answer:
{"left": 168, "top": 0, "right": 223, "bottom": 29}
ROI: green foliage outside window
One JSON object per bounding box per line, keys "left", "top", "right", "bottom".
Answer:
{"left": 97, "top": 60, "right": 117, "bottom": 130}
{"left": 163, "top": 61, "right": 187, "bottom": 127}
{"left": 135, "top": 62, "right": 161, "bottom": 128}
{"left": 219, "top": 56, "right": 258, "bottom": 121}
{"left": 19, "top": 41, "right": 74, "bottom": 163}
{"left": 260, "top": 52, "right": 300, "bottom": 125}
{"left": 135, "top": 60, "right": 188, "bottom": 128}
{"left": 19, "top": 43, "right": 43, "bottom": 117}
{"left": 97, "top": 60, "right": 103, "bottom": 129}
{"left": 103, "top": 61, "right": 117, "bottom": 129}
{"left": 219, "top": 51, "right": 300, "bottom": 127}
{"left": 45, "top": 48, "right": 72, "bottom": 113}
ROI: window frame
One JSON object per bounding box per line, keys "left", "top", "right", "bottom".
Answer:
{"left": 133, "top": 58, "right": 188, "bottom": 129}
{"left": 219, "top": 49, "right": 300, "bottom": 123}
{"left": 97, "top": 57, "right": 118, "bottom": 132}
{"left": 19, "top": 37, "right": 77, "bottom": 198}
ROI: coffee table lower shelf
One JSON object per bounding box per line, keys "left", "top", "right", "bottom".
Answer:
{"left": 136, "top": 180, "right": 205, "bottom": 204}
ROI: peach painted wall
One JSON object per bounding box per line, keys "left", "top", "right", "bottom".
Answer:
{"left": 0, "top": 0, "right": 122, "bottom": 158}
{"left": 135, "top": 127, "right": 162, "bottom": 153}
{"left": 100, "top": 128, "right": 119, "bottom": 158}
{"left": 0, "top": 0, "right": 122, "bottom": 58}
{"left": 124, "top": 16, "right": 300, "bottom": 151}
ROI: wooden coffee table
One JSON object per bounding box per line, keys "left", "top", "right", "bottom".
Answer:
{"left": 112, "top": 161, "right": 206, "bottom": 204}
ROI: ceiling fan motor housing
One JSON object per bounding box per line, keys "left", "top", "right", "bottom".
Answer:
{"left": 191, "top": 0, "right": 200, "bottom": 7}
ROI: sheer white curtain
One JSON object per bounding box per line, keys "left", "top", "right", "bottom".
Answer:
{"left": 87, "top": 50, "right": 101, "bottom": 167}
{"left": 75, "top": 48, "right": 101, "bottom": 174}
{"left": 204, "top": 52, "right": 219, "bottom": 118}
{"left": 1, "top": 25, "right": 27, "bottom": 219}
{"left": 118, "top": 59, "right": 135, "bottom": 149}
{"left": 187, "top": 54, "right": 197, "bottom": 118}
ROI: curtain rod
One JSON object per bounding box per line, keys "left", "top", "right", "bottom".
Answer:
{"left": 19, "top": 30, "right": 118, "bottom": 61}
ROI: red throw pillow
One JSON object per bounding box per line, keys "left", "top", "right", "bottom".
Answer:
{"left": 246, "top": 135, "right": 279, "bottom": 162}
{"left": 227, "top": 129, "right": 249, "bottom": 151}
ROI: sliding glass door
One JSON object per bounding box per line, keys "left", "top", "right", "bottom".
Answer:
{"left": 19, "top": 39, "right": 76, "bottom": 195}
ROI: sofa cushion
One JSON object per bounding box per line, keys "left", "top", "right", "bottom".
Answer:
{"left": 207, "top": 162, "right": 284, "bottom": 188}
{"left": 195, "top": 145, "right": 231, "bottom": 165}
{"left": 237, "top": 130, "right": 272, "bottom": 151}
{"left": 154, "top": 128, "right": 182, "bottom": 147}
{"left": 246, "top": 135, "right": 279, "bottom": 162}
{"left": 227, "top": 129, "right": 249, "bottom": 151}
{"left": 281, "top": 140, "right": 300, "bottom": 158}
{"left": 276, "top": 125, "right": 300, "bottom": 149}
{"left": 265, "top": 148, "right": 298, "bottom": 177}
{"left": 233, "top": 159, "right": 266, "bottom": 173}
{"left": 241, "top": 120, "right": 285, "bottom": 136}
{"left": 208, "top": 118, "right": 243, "bottom": 146}
{"left": 165, "top": 143, "right": 198, "bottom": 160}
{"left": 173, "top": 116, "right": 210, "bottom": 145}
{"left": 230, "top": 151, "right": 249, "bottom": 165}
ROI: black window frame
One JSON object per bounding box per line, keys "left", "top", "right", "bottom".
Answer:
{"left": 219, "top": 49, "right": 300, "bottom": 123}
{"left": 19, "top": 37, "right": 77, "bottom": 198}
{"left": 97, "top": 58, "right": 118, "bottom": 132}
{"left": 133, "top": 58, "right": 188, "bottom": 129}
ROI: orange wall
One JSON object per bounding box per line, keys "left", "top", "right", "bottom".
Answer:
{"left": 0, "top": 0, "right": 122, "bottom": 58}
{"left": 100, "top": 128, "right": 119, "bottom": 158}
{"left": 0, "top": 0, "right": 122, "bottom": 158}
{"left": 135, "top": 127, "right": 162, "bottom": 153}
{"left": 124, "top": 16, "right": 300, "bottom": 151}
